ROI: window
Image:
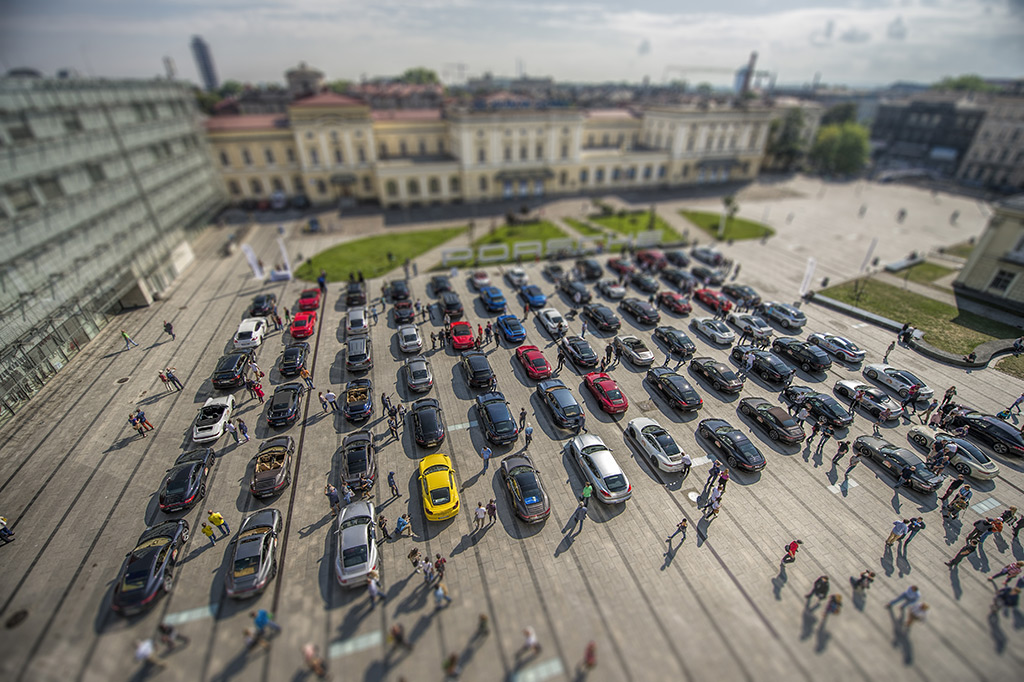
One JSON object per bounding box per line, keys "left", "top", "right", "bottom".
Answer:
{"left": 362, "top": 176, "right": 371, "bottom": 192}
{"left": 358, "top": 147, "right": 366, "bottom": 163}
{"left": 220, "top": 152, "right": 230, "bottom": 167}
{"left": 580, "top": 169, "right": 588, "bottom": 183}
{"left": 450, "top": 176, "right": 460, "bottom": 193}
{"left": 587, "top": 135, "right": 594, "bottom": 146}
{"left": 520, "top": 145, "right": 527, "bottom": 160}
{"left": 612, "top": 168, "right": 621, "bottom": 181}
{"left": 559, "top": 171, "right": 567, "bottom": 186}
{"left": 561, "top": 144, "right": 568, "bottom": 159}
{"left": 8, "top": 117, "right": 33, "bottom": 142}
{"left": 287, "top": 148, "right": 296, "bottom": 163}
{"left": 309, "top": 149, "right": 319, "bottom": 165}
{"left": 293, "top": 176, "right": 304, "bottom": 193}
{"left": 428, "top": 177, "right": 440, "bottom": 194}
{"left": 330, "top": 131, "right": 339, "bottom": 141}
{"left": 265, "top": 149, "right": 275, "bottom": 164}
{"left": 536, "top": 143, "right": 543, "bottom": 158}
{"left": 317, "top": 180, "right": 327, "bottom": 195}
{"left": 6, "top": 183, "right": 37, "bottom": 211}
{"left": 595, "top": 168, "right": 604, "bottom": 182}
{"left": 334, "top": 148, "right": 343, "bottom": 164}
{"left": 682, "top": 165, "right": 689, "bottom": 177}
{"left": 380, "top": 143, "right": 388, "bottom": 158}
{"left": 419, "top": 140, "right": 427, "bottom": 155}
{"left": 250, "top": 179, "right": 263, "bottom": 195}
{"left": 408, "top": 179, "right": 420, "bottom": 196}
{"left": 730, "top": 136, "right": 738, "bottom": 150}
{"left": 717, "top": 137, "right": 725, "bottom": 151}
{"left": 989, "top": 269, "right": 1015, "bottom": 292}
{"left": 38, "top": 177, "right": 63, "bottom": 200}
{"left": 505, "top": 147, "right": 512, "bottom": 161}
{"left": 479, "top": 176, "right": 488, "bottom": 191}
{"left": 478, "top": 148, "right": 486, "bottom": 163}
{"left": 658, "top": 165, "right": 666, "bottom": 178}
{"left": 242, "top": 149, "right": 252, "bottom": 166}
{"left": 438, "top": 139, "right": 445, "bottom": 153}
{"left": 85, "top": 163, "right": 106, "bottom": 184}
{"left": 602, "top": 134, "right": 609, "bottom": 146}
{"left": 399, "top": 141, "right": 408, "bottom": 156}
{"left": 228, "top": 180, "right": 241, "bottom": 195}
{"left": 617, "top": 134, "right": 624, "bottom": 146}
{"left": 386, "top": 181, "right": 398, "bottom": 197}
{"left": 627, "top": 167, "right": 636, "bottom": 180}
{"left": 271, "top": 177, "right": 284, "bottom": 191}
{"left": 643, "top": 165, "right": 652, "bottom": 179}
{"left": 63, "top": 112, "right": 83, "bottom": 133}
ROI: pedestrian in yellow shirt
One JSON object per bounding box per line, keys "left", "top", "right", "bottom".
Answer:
{"left": 208, "top": 510, "right": 231, "bottom": 536}
{"left": 201, "top": 522, "right": 216, "bottom": 545}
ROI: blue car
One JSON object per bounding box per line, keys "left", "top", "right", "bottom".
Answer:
{"left": 480, "top": 286, "right": 507, "bottom": 313}
{"left": 519, "top": 284, "right": 547, "bottom": 308}
{"left": 496, "top": 314, "right": 526, "bottom": 343}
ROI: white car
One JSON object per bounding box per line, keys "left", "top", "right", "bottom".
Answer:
{"left": 758, "top": 302, "right": 806, "bottom": 329}
{"left": 397, "top": 324, "right": 422, "bottom": 353}
{"left": 537, "top": 307, "right": 565, "bottom": 336}
{"left": 192, "top": 395, "right": 236, "bottom": 443}
{"left": 346, "top": 307, "right": 368, "bottom": 337}
{"left": 504, "top": 266, "right": 529, "bottom": 287}
{"left": 471, "top": 270, "right": 491, "bottom": 290}
{"left": 906, "top": 428, "right": 1000, "bottom": 480}
{"left": 614, "top": 335, "right": 655, "bottom": 366}
{"left": 862, "top": 364, "right": 934, "bottom": 401}
{"left": 727, "top": 313, "right": 773, "bottom": 340}
{"left": 625, "top": 417, "right": 687, "bottom": 473}
{"left": 233, "top": 318, "right": 266, "bottom": 349}
{"left": 596, "top": 279, "right": 627, "bottom": 300}
{"left": 565, "top": 434, "right": 631, "bottom": 504}
{"left": 808, "top": 333, "right": 866, "bottom": 363}
{"left": 335, "top": 500, "right": 379, "bottom": 587}
{"left": 833, "top": 380, "right": 903, "bottom": 419}
{"left": 691, "top": 317, "right": 736, "bottom": 345}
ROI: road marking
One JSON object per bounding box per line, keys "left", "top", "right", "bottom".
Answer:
{"left": 449, "top": 420, "right": 478, "bottom": 431}
{"left": 827, "top": 479, "right": 860, "bottom": 494}
{"left": 328, "top": 630, "right": 383, "bottom": 659}
{"left": 687, "top": 491, "right": 700, "bottom": 503}
{"left": 690, "top": 456, "right": 712, "bottom": 467}
{"left": 851, "top": 323, "right": 869, "bottom": 329}
{"left": 162, "top": 603, "right": 219, "bottom": 625}
{"left": 971, "top": 497, "right": 1001, "bottom": 514}
{"left": 511, "top": 658, "right": 565, "bottom": 682}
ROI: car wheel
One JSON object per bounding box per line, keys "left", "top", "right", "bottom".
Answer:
{"left": 713, "top": 381, "right": 722, "bottom": 391}
{"left": 801, "top": 362, "right": 811, "bottom": 373}
{"left": 760, "top": 370, "right": 772, "bottom": 381}
{"left": 181, "top": 528, "right": 190, "bottom": 543}
{"left": 866, "top": 369, "right": 878, "bottom": 380}
{"left": 954, "top": 463, "right": 970, "bottom": 476}
{"left": 994, "top": 442, "right": 1009, "bottom": 455}
{"left": 199, "top": 484, "right": 207, "bottom": 499}
{"left": 769, "top": 429, "right": 779, "bottom": 441}
{"left": 898, "top": 388, "right": 909, "bottom": 399}
{"left": 650, "top": 455, "right": 659, "bottom": 470}
{"left": 911, "top": 433, "right": 928, "bottom": 446}
{"left": 740, "top": 403, "right": 752, "bottom": 416}
{"left": 163, "top": 573, "right": 174, "bottom": 593}
{"left": 727, "top": 456, "right": 738, "bottom": 467}
{"left": 781, "top": 319, "right": 791, "bottom": 329}
{"left": 809, "top": 337, "right": 819, "bottom": 346}
{"left": 700, "top": 427, "right": 711, "bottom": 439}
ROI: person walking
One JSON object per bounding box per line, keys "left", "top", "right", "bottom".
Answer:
{"left": 704, "top": 460, "right": 723, "bottom": 493}
{"left": 299, "top": 367, "right": 314, "bottom": 389}
{"left": 1011, "top": 392, "right": 1024, "bottom": 415}
{"left": 208, "top": 510, "right": 230, "bottom": 536}
{"left": 387, "top": 417, "right": 399, "bottom": 441}
{"left": 120, "top": 329, "right": 139, "bottom": 350}
{"left": 919, "top": 399, "right": 939, "bottom": 425}
{"left": 555, "top": 348, "right": 566, "bottom": 372}
{"left": 474, "top": 502, "right": 487, "bottom": 531}
{"left": 325, "top": 484, "right": 341, "bottom": 516}
{"left": 236, "top": 418, "right": 249, "bottom": 443}
{"left": 519, "top": 407, "right": 528, "bottom": 430}
{"left": 341, "top": 483, "right": 354, "bottom": 506}
{"left": 990, "top": 587, "right": 1021, "bottom": 617}
{"left": 134, "top": 638, "right": 164, "bottom": 670}
{"left": 162, "top": 321, "right": 175, "bottom": 341}
{"left": 703, "top": 484, "right": 723, "bottom": 513}
{"left": 717, "top": 469, "right": 730, "bottom": 493}
{"left": 946, "top": 537, "right": 979, "bottom": 568}
{"left": 251, "top": 608, "right": 281, "bottom": 635}
{"left": 904, "top": 517, "right": 926, "bottom": 546}
{"left": 580, "top": 481, "right": 593, "bottom": 507}
{"left": 831, "top": 441, "right": 850, "bottom": 465}
{"left": 516, "top": 627, "right": 542, "bottom": 658}
{"left": 200, "top": 522, "right": 215, "bottom": 546}
{"left": 887, "top": 585, "right": 921, "bottom": 610}
{"left": 883, "top": 341, "right": 895, "bottom": 363}
{"left": 388, "top": 471, "right": 401, "bottom": 498}
{"left": 367, "top": 576, "right": 385, "bottom": 608}
{"left": 225, "top": 420, "right": 239, "bottom": 444}
{"left": 815, "top": 423, "right": 834, "bottom": 454}
{"left": 941, "top": 385, "right": 957, "bottom": 409}
{"left": 480, "top": 446, "right": 492, "bottom": 471}
{"left": 781, "top": 539, "right": 802, "bottom": 564}
{"left": 434, "top": 553, "right": 447, "bottom": 581}
{"left": 805, "top": 575, "right": 830, "bottom": 602}
{"left": 844, "top": 452, "right": 862, "bottom": 478}
{"left": 904, "top": 603, "right": 929, "bottom": 631}
{"left": 158, "top": 623, "right": 189, "bottom": 652}
{"left": 679, "top": 452, "right": 692, "bottom": 479}
{"left": 989, "top": 560, "right": 1024, "bottom": 586}
{"left": 524, "top": 424, "right": 534, "bottom": 449}
{"left": 939, "top": 475, "right": 966, "bottom": 503}
{"left": 486, "top": 499, "right": 497, "bottom": 525}
{"left": 129, "top": 412, "right": 146, "bottom": 438}
{"left": 567, "top": 502, "right": 588, "bottom": 535}
{"left": 318, "top": 392, "right": 328, "bottom": 412}
{"left": 433, "top": 582, "right": 452, "bottom": 609}
{"left": 325, "top": 390, "right": 339, "bottom": 411}
{"left": 667, "top": 517, "right": 688, "bottom": 546}
{"left": 851, "top": 570, "right": 876, "bottom": 592}
{"left": 885, "top": 519, "right": 909, "bottom": 548}
{"left": 158, "top": 371, "right": 172, "bottom": 392}
{"left": 378, "top": 514, "right": 391, "bottom": 541}
{"left": 165, "top": 368, "right": 184, "bottom": 391}
{"left": 135, "top": 409, "right": 153, "bottom": 431}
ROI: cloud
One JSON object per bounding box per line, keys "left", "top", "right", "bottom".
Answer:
{"left": 839, "top": 27, "right": 871, "bottom": 43}
{"left": 637, "top": 38, "right": 651, "bottom": 56}
{"left": 809, "top": 19, "right": 835, "bottom": 46}
{"left": 887, "top": 16, "right": 907, "bottom": 40}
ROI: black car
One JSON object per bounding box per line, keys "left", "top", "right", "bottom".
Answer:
{"left": 948, "top": 411, "right": 1024, "bottom": 456}
{"left": 393, "top": 300, "right": 415, "bottom": 324}
{"left": 476, "top": 392, "right": 519, "bottom": 444}
{"left": 654, "top": 326, "right": 697, "bottom": 357}
{"left": 690, "top": 356, "right": 745, "bottom": 393}
{"left": 782, "top": 385, "right": 853, "bottom": 428}
{"left": 542, "top": 263, "right": 566, "bottom": 281}
{"left": 691, "top": 265, "right": 725, "bottom": 286}
{"left": 630, "top": 272, "right": 660, "bottom": 294}
{"left": 341, "top": 431, "right": 377, "bottom": 490}
{"left": 739, "top": 397, "right": 805, "bottom": 444}
{"left": 730, "top": 345, "right": 795, "bottom": 384}
{"left": 619, "top": 298, "right": 661, "bottom": 325}
{"left": 646, "top": 367, "right": 703, "bottom": 411}
{"left": 279, "top": 343, "right": 309, "bottom": 377}
{"left": 535, "top": 379, "right": 586, "bottom": 431}
{"left": 224, "top": 509, "right": 282, "bottom": 599}
{"left": 158, "top": 448, "right": 214, "bottom": 513}
{"left": 460, "top": 351, "right": 495, "bottom": 388}
{"left": 500, "top": 454, "right": 551, "bottom": 523}
{"left": 582, "top": 304, "right": 621, "bottom": 332}
{"left": 430, "top": 275, "right": 452, "bottom": 295}
{"left": 440, "top": 292, "right": 464, "bottom": 319}
{"left": 559, "top": 279, "right": 593, "bottom": 304}
{"left": 267, "top": 382, "right": 305, "bottom": 427}
{"left": 111, "top": 519, "right": 190, "bottom": 615}
{"left": 665, "top": 250, "right": 691, "bottom": 268}
{"left": 721, "top": 284, "right": 761, "bottom": 306}
{"left": 343, "top": 379, "right": 373, "bottom": 422}
{"left": 346, "top": 282, "right": 366, "bottom": 307}
{"left": 389, "top": 279, "right": 410, "bottom": 301}
{"left": 575, "top": 258, "right": 603, "bottom": 281}
{"left": 698, "top": 419, "right": 766, "bottom": 471}
{"left": 772, "top": 337, "right": 833, "bottom": 373}
{"left": 411, "top": 397, "right": 447, "bottom": 448}
{"left": 561, "top": 335, "right": 598, "bottom": 368}
{"left": 662, "top": 267, "right": 699, "bottom": 291}
{"left": 212, "top": 352, "right": 252, "bottom": 389}
{"left": 853, "top": 435, "right": 944, "bottom": 493}
{"left": 249, "top": 293, "right": 277, "bottom": 317}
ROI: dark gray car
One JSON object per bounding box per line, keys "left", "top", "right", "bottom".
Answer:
{"left": 224, "top": 508, "right": 282, "bottom": 599}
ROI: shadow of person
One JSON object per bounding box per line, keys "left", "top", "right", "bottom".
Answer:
{"left": 800, "top": 606, "right": 818, "bottom": 641}
{"left": 814, "top": 615, "right": 833, "bottom": 653}
{"left": 949, "top": 569, "right": 963, "bottom": 600}
{"left": 772, "top": 564, "right": 788, "bottom": 600}
{"left": 988, "top": 610, "right": 1008, "bottom": 654}
{"left": 880, "top": 546, "right": 895, "bottom": 577}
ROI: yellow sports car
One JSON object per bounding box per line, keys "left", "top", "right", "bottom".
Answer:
{"left": 418, "top": 453, "right": 460, "bottom": 521}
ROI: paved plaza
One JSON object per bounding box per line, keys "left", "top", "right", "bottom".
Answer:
{"left": 0, "top": 177, "right": 1022, "bottom": 682}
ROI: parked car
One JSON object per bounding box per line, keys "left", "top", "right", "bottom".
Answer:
{"left": 698, "top": 419, "right": 767, "bottom": 471}
{"left": 657, "top": 291, "right": 692, "bottom": 315}
{"left": 542, "top": 263, "right": 565, "bottom": 281}
{"left": 559, "top": 279, "right": 593, "bottom": 304}
{"left": 862, "top": 364, "right": 934, "bottom": 401}
{"left": 693, "top": 288, "right": 732, "bottom": 312}
{"left": 249, "top": 293, "right": 277, "bottom": 317}
{"left": 346, "top": 336, "right": 373, "bottom": 372}
{"left": 519, "top": 284, "right": 547, "bottom": 308}
{"left": 691, "top": 267, "right": 725, "bottom": 286}
{"left": 440, "top": 292, "right": 464, "bottom": 319}
{"left": 499, "top": 454, "right": 551, "bottom": 523}
{"left": 298, "top": 288, "right": 321, "bottom": 311}
{"left": 946, "top": 410, "right": 1024, "bottom": 457}
{"left": 537, "top": 308, "right": 566, "bottom": 336}
{"left": 479, "top": 286, "right": 508, "bottom": 313}
{"left": 158, "top": 449, "right": 215, "bottom": 513}
{"left": 505, "top": 266, "right": 529, "bottom": 287}
{"left": 404, "top": 356, "right": 433, "bottom": 393}
{"left": 625, "top": 417, "right": 687, "bottom": 472}
{"left": 852, "top": 435, "right": 944, "bottom": 493}
{"left": 392, "top": 300, "right": 415, "bottom": 324}
{"left": 645, "top": 367, "right": 703, "bottom": 411}
{"left": 662, "top": 267, "right": 699, "bottom": 291}
{"left": 535, "top": 379, "right": 586, "bottom": 431}
{"left": 691, "top": 317, "right": 735, "bottom": 345}
{"left": 738, "top": 397, "right": 805, "bottom": 444}
{"left": 334, "top": 500, "right": 378, "bottom": 587}
{"left": 345, "top": 307, "right": 368, "bottom": 337}
{"left": 691, "top": 245, "right": 724, "bottom": 266}
{"left": 343, "top": 379, "right": 373, "bottom": 422}
{"left": 450, "top": 320, "right": 474, "bottom": 349}
{"left": 596, "top": 279, "right": 627, "bottom": 300}
{"left": 224, "top": 509, "right": 282, "bottom": 599}
{"left": 430, "top": 275, "right": 452, "bottom": 295}
{"left": 727, "top": 313, "right": 773, "bottom": 340}
{"left": 515, "top": 345, "right": 552, "bottom": 380}
{"left": 266, "top": 382, "right": 305, "bottom": 427}
{"left": 476, "top": 392, "right": 519, "bottom": 444}
{"left": 781, "top": 385, "right": 853, "bottom": 428}
{"left": 772, "top": 337, "right": 832, "bottom": 373}
{"left": 278, "top": 343, "right": 309, "bottom": 377}
{"left": 346, "top": 282, "right": 366, "bottom": 307}
{"left": 561, "top": 335, "right": 599, "bottom": 368}
{"left": 721, "top": 284, "right": 761, "bottom": 307}
{"left": 689, "top": 356, "right": 745, "bottom": 393}
{"left": 582, "top": 303, "right": 621, "bottom": 331}
{"left": 653, "top": 326, "right": 697, "bottom": 357}
{"left": 212, "top": 352, "right": 252, "bottom": 389}
{"left": 906, "top": 428, "right": 1000, "bottom": 479}
{"left": 193, "top": 395, "right": 235, "bottom": 443}
{"left": 249, "top": 436, "right": 295, "bottom": 497}
{"left": 629, "top": 271, "right": 660, "bottom": 294}
{"left": 233, "top": 318, "right": 267, "bottom": 349}
{"left": 808, "top": 333, "right": 866, "bottom": 364}
{"left": 460, "top": 351, "right": 495, "bottom": 388}
{"left": 495, "top": 314, "right": 526, "bottom": 343}
{"left": 471, "top": 270, "right": 491, "bottom": 290}
{"left": 111, "top": 519, "right": 190, "bottom": 615}
{"left": 418, "top": 454, "right": 460, "bottom": 521}
{"left": 388, "top": 279, "right": 410, "bottom": 301}
{"left": 730, "top": 346, "right": 795, "bottom": 384}
{"left": 289, "top": 311, "right": 316, "bottom": 339}
{"left": 575, "top": 258, "right": 603, "bottom": 281}
{"left": 758, "top": 302, "right": 806, "bottom": 330}
{"left": 636, "top": 249, "right": 668, "bottom": 271}
{"left": 833, "top": 380, "right": 903, "bottom": 419}
{"left": 396, "top": 324, "right": 422, "bottom": 353}
{"left": 607, "top": 257, "right": 635, "bottom": 275}
{"left": 341, "top": 430, "right": 377, "bottom": 491}
{"left": 664, "top": 250, "right": 690, "bottom": 267}
{"left": 614, "top": 335, "right": 655, "bottom": 365}
{"left": 619, "top": 298, "right": 661, "bottom": 325}
{"left": 410, "top": 398, "right": 446, "bottom": 448}
{"left": 565, "top": 434, "right": 631, "bottom": 503}
{"left": 584, "top": 372, "right": 629, "bottom": 414}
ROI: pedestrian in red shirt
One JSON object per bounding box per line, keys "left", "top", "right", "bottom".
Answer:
{"left": 782, "top": 539, "right": 802, "bottom": 564}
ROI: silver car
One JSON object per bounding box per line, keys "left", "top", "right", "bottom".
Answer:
{"left": 405, "top": 355, "right": 433, "bottom": 392}
{"left": 759, "top": 302, "right": 806, "bottom": 329}
{"left": 834, "top": 380, "right": 903, "bottom": 420}
{"left": 863, "top": 364, "right": 934, "bottom": 401}
{"left": 691, "top": 317, "right": 736, "bottom": 345}
{"left": 906, "top": 428, "right": 1000, "bottom": 480}
{"left": 566, "top": 434, "right": 631, "bottom": 504}
{"left": 808, "top": 333, "right": 866, "bottom": 363}
{"left": 346, "top": 336, "right": 373, "bottom": 372}
{"left": 334, "top": 500, "right": 378, "bottom": 588}
{"left": 597, "top": 279, "right": 627, "bottom": 300}
{"left": 614, "top": 335, "right": 655, "bottom": 366}
{"left": 397, "top": 324, "right": 422, "bottom": 353}
{"left": 346, "top": 307, "right": 368, "bottom": 337}
{"left": 727, "top": 313, "right": 773, "bottom": 340}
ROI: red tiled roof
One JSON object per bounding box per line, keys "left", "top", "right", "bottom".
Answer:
{"left": 370, "top": 109, "right": 443, "bottom": 121}
{"left": 291, "top": 92, "right": 365, "bottom": 108}
{"left": 585, "top": 109, "right": 638, "bottom": 120}
{"left": 204, "top": 115, "right": 287, "bottom": 132}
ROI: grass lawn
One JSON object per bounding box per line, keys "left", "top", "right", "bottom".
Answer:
{"left": 997, "top": 355, "right": 1024, "bottom": 381}
{"left": 899, "top": 261, "right": 957, "bottom": 285}
{"left": 591, "top": 212, "right": 678, "bottom": 243}
{"left": 472, "top": 220, "right": 566, "bottom": 247}
{"left": 820, "top": 277, "right": 1019, "bottom": 356}
{"left": 295, "top": 226, "right": 465, "bottom": 282}
{"left": 563, "top": 217, "right": 605, "bottom": 237}
{"left": 942, "top": 241, "right": 976, "bottom": 259}
{"left": 680, "top": 210, "right": 775, "bottom": 241}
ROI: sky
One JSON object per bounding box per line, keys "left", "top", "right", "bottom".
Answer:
{"left": 1, "top": 0, "right": 1022, "bottom": 89}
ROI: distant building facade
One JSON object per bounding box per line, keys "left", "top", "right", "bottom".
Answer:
{"left": 956, "top": 95, "right": 1024, "bottom": 193}
{"left": 953, "top": 195, "right": 1024, "bottom": 313}
{"left": 870, "top": 96, "right": 985, "bottom": 177}
{"left": 285, "top": 62, "right": 324, "bottom": 100}
{"left": 205, "top": 94, "right": 774, "bottom": 208}
{"left": 0, "top": 76, "right": 225, "bottom": 422}
{"left": 190, "top": 36, "right": 218, "bottom": 92}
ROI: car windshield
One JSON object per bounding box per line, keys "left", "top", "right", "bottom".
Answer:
{"left": 512, "top": 470, "right": 541, "bottom": 496}
{"left": 429, "top": 487, "right": 451, "bottom": 505}
{"left": 505, "top": 319, "right": 523, "bottom": 332}
{"left": 604, "top": 474, "right": 628, "bottom": 492}
{"left": 217, "top": 356, "right": 240, "bottom": 371}
{"left": 346, "top": 449, "right": 369, "bottom": 473}
{"left": 402, "top": 332, "right": 416, "bottom": 342}
{"left": 424, "top": 464, "right": 448, "bottom": 476}
{"left": 122, "top": 564, "right": 154, "bottom": 592}
{"left": 283, "top": 348, "right": 300, "bottom": 362}
{"left": 342, "top": 545, "right": 369, "bottom": 568}
{"left": 653, "top": 433, "right": 679, "bottom": 455}
{"left": 531, "top": 357, "right": 547, "bottom": 369}
{"left": 412, "top": 368, "right": 428, "bottom": 380}
{"left": 236, "top": 331, "right": 252, "bottom": 340}
{"left": 492, "top": 417, "right": 514, "bottom": 433}
{"left": 339, "top": 517, "right": 370, "bottom": 530}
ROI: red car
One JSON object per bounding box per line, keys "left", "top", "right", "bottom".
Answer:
{"left": 657, "top": 291, "right": 692, "bottom": 315}
{"left": 584, "top": 372, "right": 629, "bottom": 414}
{"left": 298, "top": 288, "right": 321, "bottom": 311}
{"left": 636, "top": 249, "right": 668, "bottom": 270}
{"left": 694, "top": 288, "right": 732, "bottom": 313}
{"left": 607, "top": 258, "right": 635, "bottom": 275}
{"left": 515, "top": 345, "right": 552, "bottom": 380}
{"left": 290, "top": 311, "right": 317, "bottom": 338}
{"left": 450, "top": 321, "right": 475, "bottom": 350}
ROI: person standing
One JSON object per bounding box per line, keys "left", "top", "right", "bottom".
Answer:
{"left": 480, "top": 446, "right": 492, "bottom": 471}
{"left": 158, "top": 371, "right": 172, "bottom": 392}
{"left": 805, "top": 575, "right": 830, "bottom": 602}
{"left": 940, "top": 385, "right": 957, "bottom": 409}
{"left": 946, "top": 537, "right": 979, "bottom": 568}
{"left": 568, "top": 501, "right": 588, "bottom": 535}
{"left": 516, "top": 627, "right": 542, "bottom": 658}
{"left": 894, "top": 465, "right": 914, "bottom": 490}
{"left": 208, "top": 510, "right": 230, "bottom": 536}
{"left": 816, "top": 423, "right": 834, "bottom": 454}
{"left": 486, "top": 499, "right": 497, "bottom": 525}
{"left": 325, "top": 390, "right": 339, "bottom": 411}
{"left": 851, "top": 570, "right": 876, "bottom": 592}
{"left": 904, "top": 517, "right": 926, "bottom": 546}
{"left": 162, "top": 321, "right": 175, "bottom": 341}
{"left": 704, "top": 460, "right": 722, "bottom": 493}
{"left": 135, "top": 409, "right": 153, "bottom": 431}
{"left": 299, "top": 367, "right": 314, "bottom": 389}
{"left": 679, "top": 452, "right": 692, "bottom": 479}
{"left": 703, "top": 484, "right": 723, "bottom": 512}
{"left": 883, "top": 341, "right": 895, "bottom": 363}
{"left": 519, "top": 407, "right": 528, "bottom": 430}
{"left": 844, "top": 452, "right": 862, "bottom": 478}
{"left": 667, "top": 517, "right": 688, "bottom": 546}
{"left": 781, "top": 540, "right": 802, "bottom": 564}
{"left": 919, "top": 399, "right": 939, "bottom": 425}
{"left": 832, "top": 441, "right": 850, "bottom": 465}
{"left": 200, "top": 522, "right": 215, "bottom": 546}
{"left": 388, "top": 471, "right": 401, "bottom": 498}
{"left": 225, "top": 420, "right": 239, "bottom": 444}
{"left": 474, "top": 502, "right": 487, "bottom": 531}
{"left": 885, "top": 519, "right": 909, "bottom": 548}
{"left": 580, "top": 481, "right": 593, "bottom": 507}
{"left": 555, "top": 348, "right": 565, "bottom": 372}
{"left": 904, "top": 603, "right": 929, "bottom": 631}
{"left": 318, "top": 392, "right": 328, "bottom": 412}
{"left": 325, "top": 484, "right": 340, "bottom": 516}
{"left": 433, "top": 582, "right": 452, "bottom": 609}
{"left": 434, "top": 553, "right": 447, "bottom": 581}
{"left": 368, "top": 577, "right": 385, "bottom": 608}
{"left": 236, "top": 418, "right": 249, "bottom": 443}
{"left": 165, "top": 368, "right": 184, "bottom": 391}
{"left": 120, "top": 329, "right": 139, "bottom": 350}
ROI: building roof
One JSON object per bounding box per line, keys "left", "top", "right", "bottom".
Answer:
{"left": 204, "top": 115, "right": 288, "bottom": 132}
{"left": 371, "top": 109, "right": 443, "bottom": 122}
{"left": 290, "top": 92, "right": 364, "bottom": 108}
{"left": 585, "top": 109, "right": 638, "bottom": 120}
{"left": 997, "top": 195, "right": 1024, "bottom": 216}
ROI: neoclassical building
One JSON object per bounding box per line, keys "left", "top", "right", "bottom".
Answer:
{"left": 205, "top": 93, "right": 774, "bottom": 208}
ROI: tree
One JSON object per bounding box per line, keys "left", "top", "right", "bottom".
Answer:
{"left": 695, "top": 82, "right": 713, "bottom": 96}
{"left": 399, "top": 67, "right": 439, "bottom": 85}
{"left": 810, "top": 123, "right": 870, "bottom": 175}
{"left": 821, "top": 103, "right": 857, "bottom": 126}
{"left": 765, "top": 108, "right": 805, "bottom": 170}
{"left": 932, "top": 75, "right": 997, "bottom": 93}
{"left": 193, "top": 90, "right": 220, "bottom": 115}
{"left": 328, "top": 79, "right": 351, "bottom": 94}
{"left": 218, "top": 80, "right": 244, "bottom": 98}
